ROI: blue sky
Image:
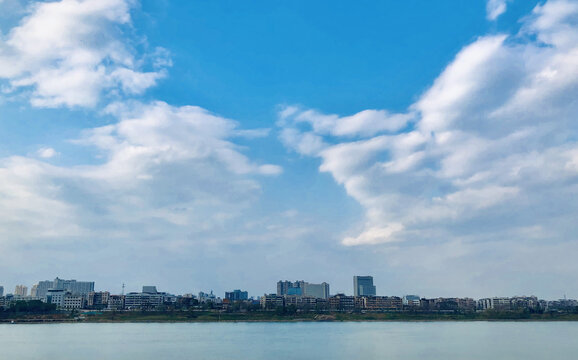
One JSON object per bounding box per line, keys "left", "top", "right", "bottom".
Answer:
{"left": 1, "top": 0, "right": 578, "bottom": 300}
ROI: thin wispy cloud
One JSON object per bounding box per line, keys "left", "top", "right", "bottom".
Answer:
{"left": 486, "top": 0, "right": 508, "bottom": 21}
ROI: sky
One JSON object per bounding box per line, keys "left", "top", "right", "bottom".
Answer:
{"left": 0, "top": 0, "right": 577, "bottom": 300}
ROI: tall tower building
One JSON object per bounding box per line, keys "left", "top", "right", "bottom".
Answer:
{"left": 0, "top": 286, "right": 4, "bottom": 297}
{"left": 353, "top": 276, "right": 376, "bottom": 297}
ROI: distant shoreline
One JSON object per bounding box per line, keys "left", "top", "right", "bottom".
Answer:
{"left": 3, "top": 311, "right": 578, "bottom": 324}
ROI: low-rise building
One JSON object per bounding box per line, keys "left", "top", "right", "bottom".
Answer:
{"left": 260, "top": 294, "right": 284, "bottom": 309}
{"left": 107, "top": 295, "right": 125, "bottom": 310}
{"left": 46, "top": 289, "right": 67, "bottom": 307}
{"left": 198, "top": 291, "right": 222, "bottom": 304}
{"left": 355, "top": 296, "right": 402, "bottom": 311}
{"left": 87, "top": 291, "right": 110, "bottom": 309}
{"left": 124, "top": 292, "right": 163, "bottom": 310}
{"left": 403, "top": 295, "right": 421, "bottom": 307}
{"left": 478, "top": 297, "right": 511, "bottom": 311}
{"left": 329, "top": 294, "right": 355, "bottom": 311}
{"left": 62, "top": 295, "right": 85, "bottom": 310}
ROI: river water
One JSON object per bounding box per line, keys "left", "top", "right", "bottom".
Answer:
{"left": 1, "top": 321, "right": 576, "bottom": 359}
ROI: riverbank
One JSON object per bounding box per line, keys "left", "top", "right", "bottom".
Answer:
{"left": 3, "top": 311, "right": 578, "bottom": 323}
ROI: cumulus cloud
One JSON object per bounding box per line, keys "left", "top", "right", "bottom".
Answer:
{"left": 279, "top": 0, "right": 578, "bottom": 247}
{"left": 0, "top": 101, "right": 281, "bottom": 248}
{"left": 0, "top": 0, "right": 168, "bottom": 108}
{"left": 486, "top": 0, "right": 508, "bottom": 21}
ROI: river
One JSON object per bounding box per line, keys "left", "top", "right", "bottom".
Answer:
{"left": 1, "top": 321, "right": 576, "bottom": 359}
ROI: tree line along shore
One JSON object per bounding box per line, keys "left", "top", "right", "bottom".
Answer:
{"left": 2, "top": 301, "right": 578, "bottom": 323}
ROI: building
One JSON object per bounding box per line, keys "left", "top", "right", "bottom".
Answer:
{"left": 32, "top": 278, "right": 95, "bottom": 298}
{"left": 0, "top": 286, "right": 3, "bottom": 297}
{"left": 46, "top": 289, "right": 67, "bottom": 307}
{"left": 303, "top": 282, "right": 330, "bottom": 299}
{"left": 124, "top": 292, "right": 163, "bottom": 310}
{"left": 62, "top": 295, "right": 85, "bottom": 310}
{"left": 403, "top": 295, "right": 421, "bottom": 306}
{"left": 198, "top": 291, "right": 222, "bottom": 304}
{"left": 52, "top": 277, "right": 95, "bottom": 295}
{"left": 142, "top": 286, "right": 158, "bottom": 294}
{"left": 107, "top": 295, "right": 125, "bottom": 310}
{"left": 277, "top": 280, "right": 305, "bottom": 296}
{"left": 32, "top": 281, "right": 54, "bottom": 298}
{"left": 260, "top": 294, "right": 284, "bottom": 309}
{"left": 277, "top": 280, "right": 330, "bottom": 299}
{"left": 14, "top": 285, "right": 28, "bottom": 297}
{"left": 329, "top": 294, "right": 355, "bottom": 311}
{"left": 353, "top": 276, "right": 376, "bottom": 297}
{"left": 356, "top": 296, "right": 402, "bottom": 311}
{"left": 478, "top": 297, "right": 511, "bottom": 311}
{"left": 87, "top": 291, "right": 110, "bottom": 308}
{"left": 225, "top": 289, "right": 249, "bottom": 302}
{"left": 510, "top": 296, "right": 539, "bottom": 311}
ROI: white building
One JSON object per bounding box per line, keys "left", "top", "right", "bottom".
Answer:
{"left": 403, "top": 295, "right": 421, "bottom": 306}
{"left": 478, "top": 297, "right": 511, "bottom": 310}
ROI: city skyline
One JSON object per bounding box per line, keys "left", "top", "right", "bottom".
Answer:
{"left": 1, "top": 0, "right": 578, "bottom": 299}
{"left": 0, "top": 275, "right": 574, "bottom": 303}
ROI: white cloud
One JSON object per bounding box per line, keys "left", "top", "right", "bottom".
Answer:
{"left": 0, "top": 101, "right": 281, "bottom": 248}
{"left": 36, "top": 147, "right": 57, "bottom": 158}
{"left": 279, "top": 0, "right": 578, "bottom": 248}
{"left": 342, "top": 223, "right": 404, "bottom": 246}
{"left": 486, "top": 0, "right": 508, "bottom": 21}
{"left": 0, "top": 0, "right": 168, "bottom": 108}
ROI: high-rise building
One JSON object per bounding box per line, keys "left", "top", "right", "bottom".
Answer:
{"left": 14, "top": 285, "right": 28, "bottom": 297}
{"left": 32, "top": 278, "right": 95, "bottom": 298}
{"left": 277, "top": 280, "right": 305, "bottom": 296}
{"left": 142, "top": 286, "right": 158, "bottom": 294}
{"left": 353, "top": 276, "right": 376, "bottom": 297}
{"left": 32, "top": 281, "right": 54, "bottom": 298}
{"left": 0, "top": 286, "right": 4, "bottom": 297}
{"left": 303, "top": 282, "right": 330, "bottom": 299}
{"left": 225, "top": 289, "right": 249, "bottom": 301}
{"left": 277, "top": 280, "right": 330, "bottom": 299}
{"left": 52, "top": 277, "right": 95, "bottom": 295}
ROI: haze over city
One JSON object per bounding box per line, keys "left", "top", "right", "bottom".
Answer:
{"left": 1, "top": 0, "right": 578, "bottom": 300}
